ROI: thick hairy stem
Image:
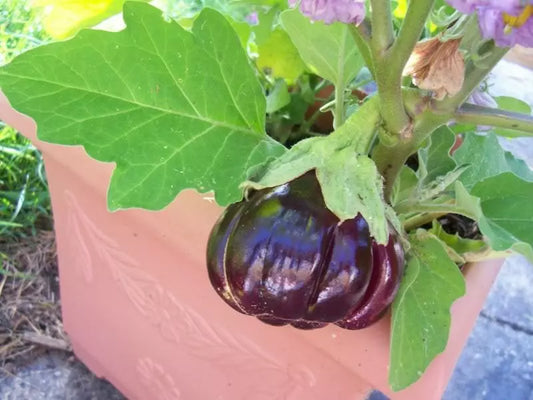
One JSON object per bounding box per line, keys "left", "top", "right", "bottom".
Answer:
{"left": 387, "top": 0, "right": 436, "bottom": 92}
{"left": 455, "top": 103, "right": 533, "bottom": 135}
{"left": 373, "top": 139, "right": 415, "bottom": 201}
{"left": 376, "top": 42, "right": 509, "bottom": 202}
{"left": 372, "top": 0, "right": 435, "bottom": 135}
{"left": 370, "top": 0, "right": 394, "bottom": 56}
{"left": 373, "top": 104, "right": 449, "bottom": 202}
{"left": 334, "top": 82, "right": 345, "bottom": 130}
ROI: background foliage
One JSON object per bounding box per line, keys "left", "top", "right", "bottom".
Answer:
{"left": 0, "top": 0, "right": 50, "bottom": 241}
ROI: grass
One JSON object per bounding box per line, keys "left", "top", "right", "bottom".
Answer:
{"left": 0, "top": 124, "right": 51, "bottom": 240}
{"left": 0, "top": 231, "right": 68, "bottom": 371}
{"left": 0, "top": 0, "right": 50, "bottom": 241}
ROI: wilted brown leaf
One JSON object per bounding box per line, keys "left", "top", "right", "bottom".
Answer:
{"left": 404, "top": 37, "right": 465, "bottom": 100}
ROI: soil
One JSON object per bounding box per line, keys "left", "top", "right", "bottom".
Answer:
{"left": 0, "top": 231, "right": 69, "bottom": 375}
{"left": 438, "top": 214, "right": 482, "bottom": 240}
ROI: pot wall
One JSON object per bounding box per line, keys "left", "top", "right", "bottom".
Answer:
{"left": 0, "top": 91, "right": 504, "bottom": 400}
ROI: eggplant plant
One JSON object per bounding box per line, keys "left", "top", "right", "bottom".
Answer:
{"left": 1, "top": 0, "right": 532, "bottom": 391}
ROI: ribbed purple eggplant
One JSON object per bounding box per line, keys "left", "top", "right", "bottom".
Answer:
{"left": 206, "top": 172, "right": 404, "bottom": 330}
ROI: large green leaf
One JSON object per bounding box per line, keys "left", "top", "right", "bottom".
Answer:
{"left": 280, "top": 9, "right": 363, "bottom": 86}
{"left": 389, "top": 232, "right": 466, "bottom": 391}
{"left": 453, "top": 132, "right": 533, "bottom": 190}
{"left": 246, "top": 97, "right": 389, "bottom": 244}
{"left": 471, "top": 173, "right": 533, "bottom": 261}
{"left": 0, "top": 3, "right": 286, "bottom": 210}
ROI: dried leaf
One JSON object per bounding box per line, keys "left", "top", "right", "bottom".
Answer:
{"left": 404, "top": 38, "right": 464, "bottom": 99}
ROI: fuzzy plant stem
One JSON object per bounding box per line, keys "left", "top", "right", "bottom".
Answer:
{"left": 334, "top": 79, "right": 345, "bottom": 130}
{"left": 374, "top": 44, "right": 509, "bottom": 201}
{"left": 455, "top": 103, "right": 533, "bottom": 135}
{"left": 370, "top": 0, "right": 435, "bottom": 135}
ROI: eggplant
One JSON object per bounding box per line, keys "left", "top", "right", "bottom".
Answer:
{"left": 206, "top": 171, "right": 404, "bottom": 330}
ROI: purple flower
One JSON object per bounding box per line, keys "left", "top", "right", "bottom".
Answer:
{"left": 468, "top": 88, "right": 498, "bottom": 108}
{"left": 445, "top": 1, "right": 533, "bottom": 47}
{"left": 478, "top": 6, "right": 533, "bottom": 47}
{"left": 288, "top": 0, "right": 366, "bottom": 25}
{"left": 246, "top": 12, "right": 259, "bottom": 25}
{"left": 447, "top": 0, "right": 526, "bottom": 14}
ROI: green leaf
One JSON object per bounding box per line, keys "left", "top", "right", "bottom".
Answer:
{"left": 392, "top": 166, "right": 417, "bottom": 206}
{"left": 227, "top": 18, "right": 253, "bottom": 50}
{"left": 246, "top": 97, "right": 389, "bottom": 243}
{"left": 494, "top": 96, "right": 533, "bottom": 138}
{"left": 0, "top": 3, "right": 286, "bottom": 210}
{"left": 453, "top": 181, "right": 482, "bottom": 220}
{"left": 280, "top": 9, "right": 363, "bottom": 86}
{"left": 389, "top": 232, "right": 466, "bottom": 391}
{"left": 415, "top": 165, "right": 470, "bottom": 205}
{"left": 253, "top": 6, "right": 278, "bottom": 46}
{"left": 317, "top": 151, "right": 387, "bottom": 242}
{"left": 255, "top": 28, "right": 306, "bottom": 83}
{"left": 266, "top": 79, "right": 291, "bottom": 113}
{"left": 453, "top": 132, "right": 533, "bottom": 190}
{"left": 429, "top": 221, "right": 487, "bottom": 256}
{"left": 418, "top": 126, "right": 456, "bottom": 183}
{"left": 471, "top": 173, "right": 533, "bottom": 261}
{"left": 495, "top": 96, "right": 531, "bottom": 114}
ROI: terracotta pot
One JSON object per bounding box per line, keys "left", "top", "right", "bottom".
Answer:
{"left": 0, "top": 90, "right": 504, "bottom": 400}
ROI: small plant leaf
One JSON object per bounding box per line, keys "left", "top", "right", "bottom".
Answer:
{"left": 418, "top": 125, "right": 456, "bottom": 184}
{"left": 493, "top": 96, "right": 532, "bottom": 137}
{"left": 280, "top": 9, "right": 363, "bottom": 87}
{"left": 255, "top": 28, "right": 306, "bottom": 83}
{"left": 389, "top": 231, "right": 466, "bottom": 391}
{"left": 495, "top": 96, "right": 531, "bottom": 114}
{"left": 392, "top": 166, "right": 417, "bottom": 206}
{"left": 266, "top": 80, "right": 291, "bottom": 113}
{"left": 0, "top": 3, "right": 286, "bottom": 210}
{"left": 429, "top": 220, "right": 487, "bottom": 257}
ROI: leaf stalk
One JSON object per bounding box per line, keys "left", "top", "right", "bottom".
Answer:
{"left": 454, "top": 103, "right": 533, "bottom": 135}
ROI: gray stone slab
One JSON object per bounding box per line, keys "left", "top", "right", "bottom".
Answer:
{"left": 443, "top": 315, "right": 533, "bottom": 400}
{"left": 483, "top": 255, "right": 533, "bottom": 332}
{"left": 0, "top": 351, "right": 125, "bottom": 400}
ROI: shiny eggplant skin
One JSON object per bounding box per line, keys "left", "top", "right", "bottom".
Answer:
{"left": 206, "top": 172, "right": 404, "bottom": 330}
